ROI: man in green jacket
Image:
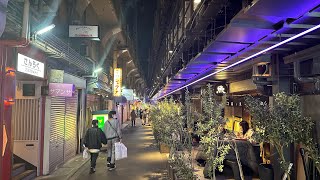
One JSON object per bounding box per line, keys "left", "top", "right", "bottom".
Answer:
{"left": 84, "top": 119, "right": 107, "bottom": 174}
{"left": 104, "top": 111, "right": 122, "bottom": 171}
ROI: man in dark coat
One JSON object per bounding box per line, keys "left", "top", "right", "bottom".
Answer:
{"left": 131, "top": 109, "right": 137, "bottom": 126}
{"left": 84, "top": 119, "right": 107, "bottom": 174}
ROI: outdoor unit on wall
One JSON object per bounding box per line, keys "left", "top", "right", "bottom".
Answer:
{"left": 294, "top": 58, "right": 320, "bottom": 94}
{"left": 252, "top": 62, "right": 272, "bottom": 96}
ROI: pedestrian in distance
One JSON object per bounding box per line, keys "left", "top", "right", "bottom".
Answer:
{"left": 130, "top": 109, "right": 137, "bottom": 127}
{"left": 104, "top": 110, "right": 122, "bottom": 171}
{"left": 139, "top": 109, "right": 143, "bottom": 120}
{"left": 83, "top": 119, "right": 107, "bottom": 174}
{"left": 142, "top": 110, "right": 147, "bottom": 126}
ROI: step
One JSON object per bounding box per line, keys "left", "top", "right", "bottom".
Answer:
{"left": 12, "top": 170, "right": 36, "bottom": 180}
{"left": 12, "top": 163, "right": 26, "bottom": 177}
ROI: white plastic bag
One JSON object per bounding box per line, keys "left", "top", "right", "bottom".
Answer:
{"left": 115, "top": 142, "right": 127, "bottom": 160}
{"left": 83, "top": 148, "right": 89, "bottom": 159}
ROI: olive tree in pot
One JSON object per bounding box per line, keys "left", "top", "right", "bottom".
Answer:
{"left": 149, "top": 98, "right": 197, "bottom": 179}
{"left": 245, "top": 93, "right": 316, "bottom": 180}
{"left": 196, "top": 84, "right": 231, "bottom": 180}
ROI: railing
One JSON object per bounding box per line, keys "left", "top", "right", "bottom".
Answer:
{"left": 33, "top": 33, "right": 93, "bottom": 73}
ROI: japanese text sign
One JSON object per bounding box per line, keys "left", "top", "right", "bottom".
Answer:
{"left": 17, "top": 53, "right": 45, "bottom": 78}
{"left": 49, "top": 83, "right": 75, "bottom": 97}
{"left": 113, "top": 68, "right": 122, "bottom": 97}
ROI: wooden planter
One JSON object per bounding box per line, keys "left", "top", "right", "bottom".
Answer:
{"left": 168, "top": 164, "right": 180, "bottom": 180}
{"left": 160, "top": 143, "right": 170, "bottom": 153}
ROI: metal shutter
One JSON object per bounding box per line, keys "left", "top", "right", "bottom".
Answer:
{"left": 49, "top": 96, "right": 66, "bottom": 173}
{"left": 63, "top": 91, "right": 78, "bottom": 163}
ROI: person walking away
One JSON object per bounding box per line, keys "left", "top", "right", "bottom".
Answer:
{"left": 83, "top": 119, "right": 107, "bottom": 174}
{"left": 145, "top": 109, "right": 150, "bottom": 126}
{"left": 130, "top": 109, "right": 137, "bottom": 127}
{"left": 139, "top": 109, "right": 143, "bottom": 120}
{"left": 142, "top": 110, "right": 147, "bottom": 126}
{"left": 104, "top": 111, "right": 122, "bottom": 171}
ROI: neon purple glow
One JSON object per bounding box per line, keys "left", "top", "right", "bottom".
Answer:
{"left": 155, "top": 23, "right": 320, "bottom": 100}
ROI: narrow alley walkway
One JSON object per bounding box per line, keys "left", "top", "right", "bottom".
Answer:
{"left": 71, "top": 119, "right": 168, "bottom": 180}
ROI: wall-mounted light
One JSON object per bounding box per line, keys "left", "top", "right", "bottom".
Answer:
{"left": 36, "top": 24, "right": 55, "bottom": 35}
{"left": 4, "top": 97, "right": 15, "bottom": 106}
{"left": 5, "top": 67, "right": 16, "bottom": 77}
{"left": 169, "top": 50, "right": 173, "bottom": 54}
{"left": 94, "top": 68, "right": 103, "bottom": 73}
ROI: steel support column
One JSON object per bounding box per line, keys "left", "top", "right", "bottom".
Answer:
{"left": 0, "top": 46, "right": 15, "bottom": 180}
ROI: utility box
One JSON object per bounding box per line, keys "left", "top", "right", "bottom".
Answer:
{"left": 92, "top": 110, "right": 110, "bottom": 130}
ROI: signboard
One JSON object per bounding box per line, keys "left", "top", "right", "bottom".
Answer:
{"left": 17, "top": 53, "right": 45, "bottom": 78}
{"left": 49, "top": 83, "right": 75, "bottom": 97}
{"left": 92, "top": 114, "right": 108, "bottom": 130}
{"left": 49, "top": 69, "right": 64, "bottom": 83}
{"left": 214, "top": 84, "right": 227, "bottom": 96}
{"left": 122, "top": 89, "right": 134, "bottom": 101}
{"left": 113, "top": 68, "right": 122, "bottom": 97}
{"left": 69, "top": 25, "right": 99, "bottom": 38}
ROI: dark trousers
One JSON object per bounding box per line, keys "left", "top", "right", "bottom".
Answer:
{"left": 131, "top": 118, "right": 136, "bottom": 126}
{"left": 90, "top": 152, "right": 99, "bottom": 168}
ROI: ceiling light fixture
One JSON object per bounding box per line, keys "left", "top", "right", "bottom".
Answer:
{"left": 94, "top": 68, "right": 103, "bottom": 73}
{"left": 36, "top": 24, "right": 55, "bottom": 35}
{"left": 155, "top": 23, "right": 320, "bottom": 100}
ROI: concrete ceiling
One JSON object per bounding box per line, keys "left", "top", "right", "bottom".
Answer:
{"left": 90, "top": 0, "right": 118, "bottom": 26}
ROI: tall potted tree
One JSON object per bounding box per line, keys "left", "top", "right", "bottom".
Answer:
{"left": 196, "top": 84, "right": 231, "bottom": 180}
{"left": 245, "top": 93, "right": 317, "bottom": 180}
{"left": 150, "top": 96, "right": 197, "bottom": 179}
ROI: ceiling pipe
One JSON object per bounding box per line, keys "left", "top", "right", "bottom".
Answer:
{"left": 0, "top": 0, "right": 30, "bottom": 47}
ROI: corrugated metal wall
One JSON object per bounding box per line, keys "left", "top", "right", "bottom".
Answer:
{"left": 49, "top": 92, "right": 78, "bottom": 172}
{"left": 49, "top": 97, "right": 66, "bottom": 173}
{"left": 12, "top": 99, "right": 40, "bottom": 140}
{"left": 64, "top": 92, "right": 78, "bottom": 163}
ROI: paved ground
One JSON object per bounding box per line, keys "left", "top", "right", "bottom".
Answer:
{"left": 71, "top": 119, "right": 168, "bottom": 180}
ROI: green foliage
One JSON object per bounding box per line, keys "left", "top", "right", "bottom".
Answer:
{"left": 197, "top": 84, "right": 231, "bottom": 178}
{"left": 169, "top": 151, "right": 197, "bottom": 180}
{"left": 149, "top": 95, "right": 197, "bottom": 179}
{"left": 245, "top": 92, "right": 318, "bottom": 174}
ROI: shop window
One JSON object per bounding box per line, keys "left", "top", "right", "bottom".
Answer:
{"left": 23, "top": 84, "right": 35, "bottom": 96}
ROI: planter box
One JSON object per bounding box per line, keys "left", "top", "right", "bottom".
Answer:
{"left": 160, "top": 143, "right": 170, "bottom": 153}
{"left": 258, "top": 164, "right": 274, "bottom": 180}
{"left": 168, "top": 164, "right": 175, "bottom": 180}
{"left": 168, "top": 164, "right": 181, "bottom": 180}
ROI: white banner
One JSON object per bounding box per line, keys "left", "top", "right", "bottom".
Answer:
{"left": 17, "top": 53, "right": 45, "bottom": 78}
{"left": 69, "top": 25, "right": 99, "bottom": 38}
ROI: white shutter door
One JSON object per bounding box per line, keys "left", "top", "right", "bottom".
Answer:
{"left": 64, "top": 91, "right": 78, "bottom": 162}
{"left": 49, "top": 96, "right": 66, "bottom": 173}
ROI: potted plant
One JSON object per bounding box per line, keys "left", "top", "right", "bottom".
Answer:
{"left": 150, "top": 94, "right": 198, "bottom": 179}
{"left": 196, "top": 84, "right": 231, "bottom": 180}
{"left": 245, "top": 92, "right": 317, "bottom": 180}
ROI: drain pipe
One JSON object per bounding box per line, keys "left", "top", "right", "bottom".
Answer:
{"left": 0, "top": 0, "right": 30, "bottom": 47}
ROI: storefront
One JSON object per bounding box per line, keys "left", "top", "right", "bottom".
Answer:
{"left": 42, "top": 70, "right": 86, "bottom": 175}
{"left": 10, "top": 47, "right": 46, "bottom": 176}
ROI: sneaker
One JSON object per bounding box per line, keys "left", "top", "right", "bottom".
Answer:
{"left": 108, "top": 164, "right": 116, "bottom": 171}
{"left": 107, "top": 162, "right": 111, "bottom": 167}
{"left": 90, "top": 167, "right": 96, "bottom": 174}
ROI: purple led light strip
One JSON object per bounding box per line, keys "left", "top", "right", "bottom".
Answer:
{"left": 155, "top": 23, "right": 320, "bottom": 100}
